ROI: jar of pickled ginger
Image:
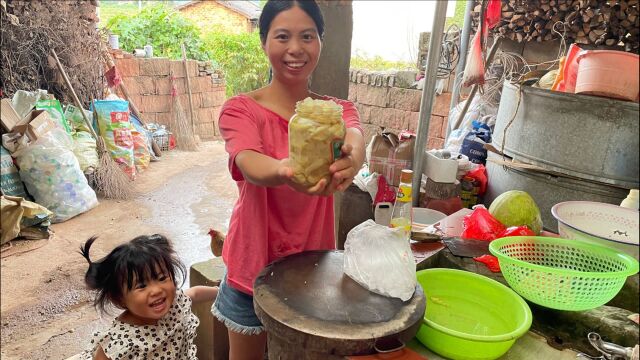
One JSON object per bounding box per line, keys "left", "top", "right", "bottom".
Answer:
{"left": 288, "top": 97, "right": 346, "bottom": 187}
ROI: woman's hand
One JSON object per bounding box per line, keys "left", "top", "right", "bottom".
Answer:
{"left": 325, "top": 143, "right": 359, "bottom": 194}
{"left": 277, "top": 158, "right": 329, "bottom": 196}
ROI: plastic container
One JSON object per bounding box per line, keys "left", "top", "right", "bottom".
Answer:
{"left": 288, "top": 98, "right": 345, "bottom": 187}
{"left": 551, "top": 201, "right": 639, "bottom": 260}
{"left": 144, "top": 44, "right": 153, "bottom": 58}
{"left": 489, "top": 236, "right": 639, "bottom": 311}
{"left": 575, "top": 50, "right": 640, "bottom": 101}
{"left": 415, "top": 269, "right": 532, "bottom": 360}
{"left": 620, "top": 189, "right": 639, "bottom": 210}
{"left": 108, "top": 34, "right": 119, "bottom": 50}
{"left": 423, "top": 150, "right": 458, "bottom": 183}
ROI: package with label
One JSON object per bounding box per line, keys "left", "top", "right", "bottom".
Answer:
{"left": 35, "top": 99, "right": 72, "bottom": 134}
{"left": 93, "top": 100, "right": 136, "bottom": 180}
{"left": 366, "top": 130, "right": 416, "bottom": 187}
{"left": 0, "top": 145, "right": 28, "bottom": 198}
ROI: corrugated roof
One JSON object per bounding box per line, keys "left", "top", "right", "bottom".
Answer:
{"left": 177, "top": 1, "right": 261, "bottom": 20}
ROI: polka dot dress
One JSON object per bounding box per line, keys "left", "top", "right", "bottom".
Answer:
{"left": 80, "top": 290, "right": 200, "bottom": 359}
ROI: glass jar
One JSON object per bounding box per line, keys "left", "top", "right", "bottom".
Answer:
{"left": 289, "top": 97, "right": 345, "bottom": 187}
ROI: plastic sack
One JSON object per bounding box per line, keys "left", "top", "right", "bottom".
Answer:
{"left": 1, "top": 145, "right": 28, "bottom": 198}
{"left": 465, "top": 164, "right": 487, "bottom": 195}
{"left": 93, "top": 100, "right": 136, "bottom": 180}
{"left": 473, "top": 255, "right": 501, "bottom": 273}
{"left": 461, "top": 205, "right": 506, "bottom": 241}
{"left": 374, "top": 174, "right": 397, "bottom": 206}
{"left": 131, "top": 129, "right": 150, "bottom": 171}
{"left": 497, "top": 225, "right": 535, "bottom": 238}
{"left": 36, "top": 99, "right": 72, "bottom": 134}
{"left": 462, "top": 31, "right": 485, "bottom": 87}
{"left": 343, "top": 219, "right": 416, "bottom": 301}
{"left": 553, "top": 43, "right": 582, "bottom": 93}
{"left": 460, "top": 121, "right": 492, "bottom": 165}
{"left": 64, "top": 104, "right": 94, "bottom": 133}
{"left": 72, "top": 131, "right": 99, "bottom": 171}
{"left": 13, "top": 128, "right": 98, "bottom": 223}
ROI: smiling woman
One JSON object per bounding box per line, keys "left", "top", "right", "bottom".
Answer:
{"left": 213, "top": 0, "right": 366, "bottom": 359}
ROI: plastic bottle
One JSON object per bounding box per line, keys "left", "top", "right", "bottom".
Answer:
{"left": 390, "top": 169, "right": 413, "bottom": 234}
{"left": 289, "top": 98, "right": 345, "bottom": 187}
{"left": 620, "top": 189, "right": 639, "bottom": 210}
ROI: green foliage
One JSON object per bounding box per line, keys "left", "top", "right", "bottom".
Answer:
{"left": 106, "top": 4, "right": 209, "bottom": 61}
{"left": 202, "top": 31, "right": 270, "bottom": 97}
{"left": 445, "top": 0, "right": 467, "bottom": 29}
{"left": 350, "top": 50, "right": 416, "bottom": 71}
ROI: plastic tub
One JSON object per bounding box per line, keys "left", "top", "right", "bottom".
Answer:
{"left": 415, "top": 269, "right": 532, "bottom": 360}
{"left": 551, "top": 201, "right": 639, "bottom": 260}
{"left": 575, "top": 50, "right": 639, "bottom": 101}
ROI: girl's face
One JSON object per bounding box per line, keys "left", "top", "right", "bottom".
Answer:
{"left": 263, "top": 5, "right": 322, "bottom": 86}
{"left": 120, "top": 266, "right": 176, "bottom": 325}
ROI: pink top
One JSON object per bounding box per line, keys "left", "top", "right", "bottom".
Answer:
{"left": 218, "top": 94, "right": 362, "bottom": 295}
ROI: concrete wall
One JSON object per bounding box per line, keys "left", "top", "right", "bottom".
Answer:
{"left": 348, "top": 69, "right": 451, "bottom": 151}
{"left": 114, "top": 57, "right": 226, "bottom": 139}
{"left": 178, "top": 1, "right": 253, "bottom": 34}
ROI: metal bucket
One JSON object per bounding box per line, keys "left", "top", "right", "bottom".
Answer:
{"left": 485, "top": 153, "right": 628, "bottom": 233}
{"left": 492, "top": 81, "right": 639, "bottom": 189}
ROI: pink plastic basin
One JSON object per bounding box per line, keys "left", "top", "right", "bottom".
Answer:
{"left": 575, "top": 50, "right": 639, "bottom": 101}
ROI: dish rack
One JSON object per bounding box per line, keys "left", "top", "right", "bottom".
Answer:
{"left": 152, "top": 132, "right": 170, "bottom": 151}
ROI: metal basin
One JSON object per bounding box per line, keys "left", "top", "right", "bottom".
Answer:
{"left": 492, "top": 81, "right": 639, "bottom": 188}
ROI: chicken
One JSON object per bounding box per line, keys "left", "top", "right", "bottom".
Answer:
{"left": 208, "top": 229, "right": 225, "bottom": 257}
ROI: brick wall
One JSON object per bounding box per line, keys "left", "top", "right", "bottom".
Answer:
{"left": 114, "top": 57, "right": 226, "bottom": 139}
{"left": 178, "top": 2, "right": 252, "bottom": 34}
{"left": 348, "top": 69, "right": 451, "bottom": 151}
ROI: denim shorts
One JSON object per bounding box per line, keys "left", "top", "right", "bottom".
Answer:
{"left": 211, "top": 273, "right": 265, "bottom": 335}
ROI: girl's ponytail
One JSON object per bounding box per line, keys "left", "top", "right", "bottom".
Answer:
{"left": 79, "top": 236, "right": 100, "bottom": 289}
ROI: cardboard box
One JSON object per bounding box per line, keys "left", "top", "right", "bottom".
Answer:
{"left": 1, "top": 98, "right": 22, "bottom": 132}
{"left": 367, "top": 131, "right": 416, "bottom": 187}
{"left": 12, "top": 110, "right": 58, "bottom": 142}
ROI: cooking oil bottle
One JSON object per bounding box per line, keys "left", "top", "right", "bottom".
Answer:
{"left": 390, "top": 169, "right": 413, "bottom": 234}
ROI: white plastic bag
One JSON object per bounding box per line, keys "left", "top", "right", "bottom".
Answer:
{"left": 13, "top": 128, "right": 98, "bottom": 223}
{"left": 343, "top": 220, "right": 416, "bottom": 301}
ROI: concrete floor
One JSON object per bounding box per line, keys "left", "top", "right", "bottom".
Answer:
{"left": 0, "top": 141, "right": 237, "bottom": 360}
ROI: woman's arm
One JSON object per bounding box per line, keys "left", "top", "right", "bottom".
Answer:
{"left": 184, "top": 286, "right": 219, "bottom": 304}
{"left": 235, "top": 150, "right": 329, "bottom": 195}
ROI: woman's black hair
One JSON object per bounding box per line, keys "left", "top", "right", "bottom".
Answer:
{"left": 259, "top": 0, "right": 325, "bottom": 44}
{"left": 79, "top": 234, "right": 186, "bottom": 314}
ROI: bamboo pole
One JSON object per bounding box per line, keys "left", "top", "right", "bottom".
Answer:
{"left": 181, "top": 43, "right": 197, "bottom": 135}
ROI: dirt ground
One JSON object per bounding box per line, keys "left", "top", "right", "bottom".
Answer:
{"left": 0, "top": 141, "right": 237, "bottom": 360}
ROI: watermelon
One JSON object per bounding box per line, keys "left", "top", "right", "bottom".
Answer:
{"left": 488, "top": 190, "right": 543, "bottom": 235}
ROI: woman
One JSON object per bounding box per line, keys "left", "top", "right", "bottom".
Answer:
{"left": 214, "top": 1, "right": 365, "bottom": 359}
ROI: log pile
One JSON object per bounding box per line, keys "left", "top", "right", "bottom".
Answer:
{"left": 472, "top": 0, "right": 639, "bottom": 52}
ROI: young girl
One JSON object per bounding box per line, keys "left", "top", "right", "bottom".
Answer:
{"left": 214, "top": 0, "right": 365, "bottom": 359}
{"left": 78, "top": 234, "right": 218, "bottom": 360}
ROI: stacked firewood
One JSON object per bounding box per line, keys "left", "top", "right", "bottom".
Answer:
{"left": 472, "top": 0, "right": 639, "bottom": 51}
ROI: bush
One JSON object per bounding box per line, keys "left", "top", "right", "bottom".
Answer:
{"left": 203, "top": 31, "right": 270, "bottom": 97}
{"left": 350, "top": 50, "right": 416, "bottom": 71}
{"left": 106, "top": 4, "right": 209, "bottom": 61}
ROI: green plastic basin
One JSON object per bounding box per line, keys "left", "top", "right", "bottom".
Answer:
{"left": 415, "top": 269, "right": 532, "bottom": 360}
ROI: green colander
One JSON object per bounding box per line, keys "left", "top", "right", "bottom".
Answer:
{"left": 489, "top": 236, "right": 639, "bottom": 311}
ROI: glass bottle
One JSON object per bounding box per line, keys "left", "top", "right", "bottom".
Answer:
{"left": 288, "top": 97, "right": 345, "bottom": 187}
{"left": 390, "top": 169, "right": 413, "bottom": 234}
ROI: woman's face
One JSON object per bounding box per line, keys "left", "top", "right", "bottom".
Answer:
{"left": 263, "top": 5, "right": 322, "bottom": 86}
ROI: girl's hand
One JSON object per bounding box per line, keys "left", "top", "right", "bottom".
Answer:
{"left": 326, "top": 143, "right": 358, "bottom": 194}
{"left": 277, "top": 158, "right": 329, "bottom": 196}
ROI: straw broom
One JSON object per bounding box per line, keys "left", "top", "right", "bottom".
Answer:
{"left": 51, "top": 49, "right": 133, "bottom": 200}
{"left": 169, "top": 71, "right": 199, "bottom": 151}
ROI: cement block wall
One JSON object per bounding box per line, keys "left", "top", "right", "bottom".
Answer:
{"left": 114, "top": 57, "right": 226, "bottom": 140}
{"left": 348, "top": 69, "right": 451, "bottom": 151}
